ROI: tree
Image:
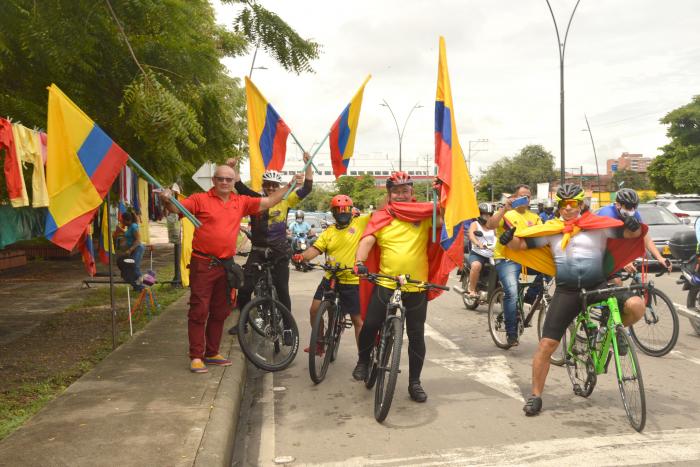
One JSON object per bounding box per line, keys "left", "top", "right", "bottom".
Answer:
{"left": 648, "top": 95, "right": 700, "bottom": 194}
{"left": 477, "top": 145, "right": 557, "bottom": 199}
{"left": 295, "top": 186, "right": 334, "bottom": 212}
{"left": 611, "top": 169, "right": 651, "bottom": 191}
{"left": 335, "top": 175, "right": 386, "bottom": 210}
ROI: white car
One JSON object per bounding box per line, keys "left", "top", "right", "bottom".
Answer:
{"left": 648, "top": 196, "right": 700, "bottom": 224}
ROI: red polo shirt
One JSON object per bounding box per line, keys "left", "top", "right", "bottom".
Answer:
{"left": 180, "top": 188, "right": 261, "bottom": 259}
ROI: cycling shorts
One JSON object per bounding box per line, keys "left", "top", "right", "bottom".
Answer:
{"left": 541, "top": 283, "right": 638, "bottom": 341}
{"left": 313, "top": 278, "right": 360, "bottom": 315}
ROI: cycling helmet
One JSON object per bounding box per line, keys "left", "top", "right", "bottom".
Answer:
{"left": 262, "top": 170, "right": 283, "bottom": 184}
{"left": 330, "top": 194, "right": 353, "bottom": 209}
{"left": 615, "top": 188, "right": 640, "bottom": 208}
{"left": 295, "top": 210, "right": 304, "bottom": 220}
{"left": 386, "top": 171, "right": 413, "bottom": 190}
{"left": 478, "top": 203, "right": 494, "bottom": 215}
{"left": 554, "top": 183, "right": 585, "bottom": 202}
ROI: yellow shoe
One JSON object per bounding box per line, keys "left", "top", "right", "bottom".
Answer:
{"left": 190, "top": 359, "right": 208, "bottom": 373}
{"left": 204, "top": 354, "right": 232, "bottom": 366}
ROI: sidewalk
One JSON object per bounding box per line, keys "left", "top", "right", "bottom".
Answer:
{"left": 0, "top": 294, "right": 245, "bottom": 467}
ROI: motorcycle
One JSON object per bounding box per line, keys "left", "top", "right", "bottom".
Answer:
{"left": 670, "top": 230, "right": 700, "bottom": 335}
{"left": 292, "top": 232, "right": 314, "bottom": 272}
{"left": 453, "top": 230, "right": 498, "bottom": 310}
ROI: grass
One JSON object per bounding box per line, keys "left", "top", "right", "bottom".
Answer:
{"left": 0, "top": 262, "right": 186, "bottom": 441}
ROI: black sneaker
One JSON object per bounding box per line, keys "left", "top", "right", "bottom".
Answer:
{"left": 523, "top": 395, "right": 542, "bottom": 416}
{"left": 408, "top": 381, "right": 428, "bottom": 402}
{"left": 616, "top": 331, "right": 628, "bottom": 356}
{"left": 506, "top": 335, "right": 519, "bottom": 348}
{"left": 227, "top": 325, "right": 238, "bottom": 336}
{"left": 352, "top": 362, "right": 368, "bottom": 381}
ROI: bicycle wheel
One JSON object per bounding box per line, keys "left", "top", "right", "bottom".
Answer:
{"left": 309, "top": 300, "right": 335, "bottom": 384}
{"left": 629, "top": 288, "right": 679, "bottom": 357}
{"left": 562, "top": 321, "right": 596, "bottom": 397}
{"left": 365, "top": 343, "right": 379, "bottom": 389}
{"left": 330, "top": 314, "right": 344, "bottom": 363}
{"left": 536, "top": 296, "right": 565, "bottom": 366}
{"left": 238, "top": 296, "right": 299, "bottom": 372}
{"left": 614, "top": 325, "right": 646, "bottom": 432}
{"left": 461, "top": 273, "right": 479, "bottom": 310}
{"left": 374, "top": 317, "right": 403, "bottom": 423}
{"left": 685, "top": 286, "right": 700, "bottom": 336}
{"left": 487, "top": 288, "right": 510, "bottom": 348}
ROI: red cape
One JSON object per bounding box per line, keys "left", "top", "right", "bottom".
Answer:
{"left": 359, "top": 202, "right": 462, "bottom": 319}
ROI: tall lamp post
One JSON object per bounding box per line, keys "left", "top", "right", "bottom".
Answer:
{"left": 582, "top": 114, "right": 602, "bottom": 208}
{"left": 545, "top": 0, "right": 582, "bottom": 185}
{"left": 380, "top": 100, "right": 423, "bottom": 171}
{"left": 468, "top": 138, "right": 488, "bottom": 173}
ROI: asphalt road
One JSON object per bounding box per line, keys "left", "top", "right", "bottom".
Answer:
{"left": 232, "top": 268, "right": 700, "bottom": 466}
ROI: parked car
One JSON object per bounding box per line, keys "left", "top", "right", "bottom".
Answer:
{"left": 648, "top": 196, "right": 700, "bottom": 224}
{"left": 637, "top": 204, "right": 695, "bottom": 264}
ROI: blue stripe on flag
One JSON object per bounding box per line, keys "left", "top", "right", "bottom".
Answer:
{"left": 435, "top": 101, "right": 452, "bottom": 148}
{"left": 337, "top": 105, "right": 351, "bottom": 158}
{"left": 260, "top": 104, "right": 281, "bottom": 168}
{"left": 78, "top": 125, "right": 113, "bottom": 177}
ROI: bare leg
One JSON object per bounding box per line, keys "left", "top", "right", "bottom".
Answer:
{"left": 350, "top": 314, "right": 363, "bottom": 346}
{"left": 531, "top": 338, "right": 559, "bottom": 397}
{"left": 622, "top": 295, "right": 645, "bottom": 327}
{"left": 468, "top": 261, "right": 482, "bottom": 295}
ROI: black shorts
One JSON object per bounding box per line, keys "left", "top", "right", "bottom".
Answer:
{"left": 313, "top": 278, "right": 360, "bottom": 316}
{"left": 541, "top": 283, "right": 639, "bottom": 341}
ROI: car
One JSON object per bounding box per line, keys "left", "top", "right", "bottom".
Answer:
{"left": 637, "top": 204, "right": 695, "bottom": 264}
{"left": 648, "top": 196, "right": 700, "bottom": 224}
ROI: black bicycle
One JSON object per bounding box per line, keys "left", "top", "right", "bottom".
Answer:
{"left": 237, "top": 247, "right": 299, "bottom": 371}
{"left": 363, "top": 273, "right": 449, "bottom": 423}
{"left": 308, "top": 262, "right": 354, "bottom": 384}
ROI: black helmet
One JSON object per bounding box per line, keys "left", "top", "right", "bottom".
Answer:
{"left": 615, "top": 188, "right": 639, "bottom": 208}
{"left": 554, "top": 183, "right": 584, "bottom": 202}
{"left": 478, "top": 203, "right": 494, "bottom": 215}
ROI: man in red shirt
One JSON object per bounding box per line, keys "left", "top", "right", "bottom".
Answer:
{"left": 160, "top": 165, "right": 303, "bottom": 373}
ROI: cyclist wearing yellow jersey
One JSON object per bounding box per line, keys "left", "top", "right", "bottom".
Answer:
{"left": 485, "top": 184, "right": 544, "bottom": 348}
{"left": 293, "top": 195, "right": 368, "bottom": 350}
{"left": 352, "top": 171, "right": 440, "bottom": 403}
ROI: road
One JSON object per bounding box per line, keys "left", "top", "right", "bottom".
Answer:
{"left": 232, "top": 268, "right": 700, "bottom": 466}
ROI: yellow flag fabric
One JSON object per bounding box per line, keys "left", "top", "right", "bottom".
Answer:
{"left": 137, "top": 178, "right": 150, "bottom": 245}
{"left": 180, "top": 217, "right": 194, "bottom": 287}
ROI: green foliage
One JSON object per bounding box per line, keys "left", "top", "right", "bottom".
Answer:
{"left": 611, "top": 169, "right": 651, "bottom": 191}
{"left": 477, "top": 145, "right": 557, "bottom": 199}
{"left": 648, "top": 96, "right": 700, "bottom": 194}
{"left": 336, "top": 175, "right": 385, "bottom": 209}
{"left": 296, "top": 185, "right": 334, "bottom": 212}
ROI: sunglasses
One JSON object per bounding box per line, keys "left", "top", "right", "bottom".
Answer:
{"left": 213, "top": 176, "right": 233, "bottom": 183}
{"left": 333, "top": 206, "right": 352, "bottom": 213}
{"left": 262, "top": 182, "right": 280, "bottom": 189}
{"left": 558, "top": 199, "right": 582, "bottom": 209}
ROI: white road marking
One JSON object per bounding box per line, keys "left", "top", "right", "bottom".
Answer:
{"left": 431, "top": 355, "right": 524, "bottom": 401}
{"left": 259, "top": 371, "right": 276, "bottom": 466}
{"left": 424, "top": 323, "right": 460, "bottom": 350}
{"left": 301, "top": 427, "right": 700, "bottom": 466}
{"left": 670, "top": 350, "right": 700, "bottom": 366}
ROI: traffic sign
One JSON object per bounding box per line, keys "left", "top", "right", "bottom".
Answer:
{"left": 192, "top": 162, "right": 217, "bottom": 191}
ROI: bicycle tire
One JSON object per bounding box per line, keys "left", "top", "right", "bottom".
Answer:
{"left": 487, "top": 288, "right": 510, "bottom": 348}
{"left": 330, "top": 312, "right": 344, "bottom": 363}
{"left": 629, "top": 287, "right": 679, "bottom": 357}
{"left": 365, "top": 344, "right": 379, "bottom": 389}
{"left": 686, "top": 286, "right": 700, "bottom": 336}
{"left": 238, "top": 296, "right": 299, "bottom": 372}
{"left": 461, "top": 273, "right": 479, "bottom": 310}
{"left": 374, "top": 317, "right": 403, "bottom": 423}
{"left": 536, "top": 296, "right": 565, "bottom": 366}
{"left": 562, "top": 321, "right": 596, "bottom": 398}
{"left": 614, "top": 325, "right": 646, "bottom": 432}
{"left": 309, "top": 300, "right": 335, "bottom": 384}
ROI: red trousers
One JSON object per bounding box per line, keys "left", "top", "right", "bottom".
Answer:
{"left": 187, "top": 256, "right": 232, "bottom": 359}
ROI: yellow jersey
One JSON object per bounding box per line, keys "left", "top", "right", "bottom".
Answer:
{"left": 373, "top": 217, "right": 431, "bottom": 292}
{"left": 494, "top": 208, "right": 541, "bottom": 260}
{"left": 312, "top": 215, "right": 370, "bottom": 285}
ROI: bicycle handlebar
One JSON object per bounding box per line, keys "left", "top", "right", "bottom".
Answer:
{"left": 364, "top": 272, "right": 450, "bottom": 291}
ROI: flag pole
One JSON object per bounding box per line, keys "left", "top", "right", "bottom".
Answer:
{"left": 289, "top": 132, "right": 320, "bottom": 174}
{"left": 432, "top": 166, "right": 438, "bottom": 242}
{"left": 106, "top": 192, "right": 117, "bottom": 349}
{"left": 127, "top": 156, "right": 201, "bottom": 228}
{"left": 283, "top": 131, "right": 329, "bottom": 199}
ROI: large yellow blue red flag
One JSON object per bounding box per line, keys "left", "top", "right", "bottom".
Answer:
{"left": 435, "top": 37, "right": 479, "bottom": 265}
{"left": 329, "top": 75, "right": 371, "bottom": 179}
{"left": 245, "top": 77, "right": 291, "bottom": 191}
{"left": 45, "top": 84, "right": 128, "bottom": 251}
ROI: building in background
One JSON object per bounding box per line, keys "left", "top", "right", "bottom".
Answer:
{"left": 606, "top": 152, "right": 653, "bottom": 175}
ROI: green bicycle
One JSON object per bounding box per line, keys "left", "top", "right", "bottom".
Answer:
{"left": 561, "top": 280, "right": 646, "bottom": 432}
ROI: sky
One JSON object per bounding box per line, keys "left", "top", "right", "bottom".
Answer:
{"left": 212, "top": 0, "right": 700, "bottom": 178}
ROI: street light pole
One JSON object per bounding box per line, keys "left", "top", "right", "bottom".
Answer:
{"left": 545, "top": 0, "right": 582, "bottom": 185}
{"left": 582, "top": 114, "right": 602, "bottom": 208}
{"left": 380, "top": 100, "right": 423, "bottom": 171}
{"left": 468, "top": 139, "right": 488, "bottom": 173}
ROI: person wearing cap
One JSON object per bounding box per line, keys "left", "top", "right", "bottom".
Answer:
{"left": 159, "top": 164, "right": 302, "bottom": 373}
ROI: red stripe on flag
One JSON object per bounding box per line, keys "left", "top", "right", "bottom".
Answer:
{"left": 91, "top": 143, "right": 128, "bottom": 198}
{"left": 329, "top": 117, "right": 347, "bottom": 178}
{"left": 48, "top": 208, "right": 99, "bottom": 251}
{"left": 267, "top": 120, "right": 290, "bottom": 171}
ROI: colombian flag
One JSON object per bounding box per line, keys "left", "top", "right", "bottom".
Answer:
{"left": 245, "top": 77, "right": 291, "bottom": 191}
{"left": 329, "top": 75, "right": 371, "bottom": 179}
{"left": 45, "top": 84, "right": 128, "bottom": 251}
{"left": 435, "top": 37, "right": 479, "bottom": 266}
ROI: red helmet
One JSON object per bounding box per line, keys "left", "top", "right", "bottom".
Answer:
{"left": 330, "top": 194, "right": 353, "bottom": 209}
{"left": 386, "top": 171, "right": 413, "bottom": 190}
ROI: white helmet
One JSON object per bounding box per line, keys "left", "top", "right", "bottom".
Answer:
{"left": 262, "top": 170, "right": 283, "bottom": 184}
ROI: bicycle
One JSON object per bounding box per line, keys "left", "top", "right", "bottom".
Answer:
{"left": 308, "top": 262, "right": 354, "bottom": 384}
{"left": 487, "top": 273, "right": 556, "bottom": 357}
{"left": 362, "top": 273, "right": 449, "bottom": 423}
{"left": 623, "top": 267, "right": 679, "bottom": 357}
{"left": 561, "top": 280, "right": 647, "bottom": 432}
{"left": 237, "top": 247, "right": 299, "bottom": 371}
